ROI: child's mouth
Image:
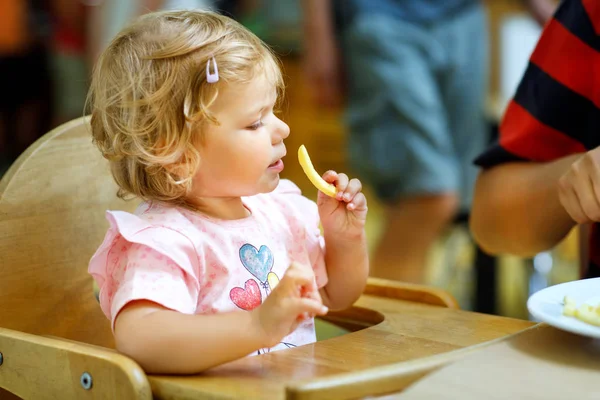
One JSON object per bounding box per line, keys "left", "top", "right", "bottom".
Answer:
{"left": 268, "top": 159, "right": 284, "bottom": 171}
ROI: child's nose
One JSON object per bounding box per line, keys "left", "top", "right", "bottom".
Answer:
{"left": 273, "top": 118, "right": 290, "bottom": 142}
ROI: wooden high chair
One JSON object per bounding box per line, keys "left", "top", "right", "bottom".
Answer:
{"left": 0, "top": 117, "right": 464, "bottom": 399}
{"left": 0, "top": 117, "right": 149, "bottom": 399}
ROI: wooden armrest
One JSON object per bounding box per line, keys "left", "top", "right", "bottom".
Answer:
{"left": 0, "top": 327, "right": 151, "bottom": 400}
{"left": 364, "top": 277, "right": 459, "bottom": 309}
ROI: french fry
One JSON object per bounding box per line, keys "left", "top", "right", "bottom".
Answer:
{"left": 563, "top": 295, "right": 600, "bottom": 326}
{"left": 298, "top": 145, "right": 337, "bottom": 198}
{"left": 563, "top": 296, "right": 577, "bottom": 317}
{"left": 575, "top": 304, "right": 600, "bottom": 327}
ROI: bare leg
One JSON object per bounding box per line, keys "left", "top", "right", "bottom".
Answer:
{"left": 371, "top": 193, "right": 459, "bottom": 283}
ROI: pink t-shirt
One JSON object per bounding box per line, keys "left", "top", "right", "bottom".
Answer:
{"left": 88, "top": 180, "right": 328, "bottom": 355}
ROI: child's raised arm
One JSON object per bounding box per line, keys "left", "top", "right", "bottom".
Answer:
{"left": 316, "top": 171, "right": 369, "bottom": 311}
{"left": 114, "top": 263, "right": 327, "bottom": 374}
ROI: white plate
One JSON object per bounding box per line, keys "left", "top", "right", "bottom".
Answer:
{"left": 527, "top": 278, "right": 600, "bottom": 339}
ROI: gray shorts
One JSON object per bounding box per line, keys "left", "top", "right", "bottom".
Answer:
{"left": 341, "top": 4, "right": 488, "bottom": 210}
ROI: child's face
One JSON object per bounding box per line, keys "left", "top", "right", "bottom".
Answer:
{"left": 190, "top": 73, "right": 290, "bottom": 198}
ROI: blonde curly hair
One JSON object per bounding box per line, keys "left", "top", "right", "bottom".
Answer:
{"left": 87, "top": 10, "right": 284, "bottom": 204}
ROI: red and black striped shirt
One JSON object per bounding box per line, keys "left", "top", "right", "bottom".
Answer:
{"left": 475, "top": 0, "right": 600, "bottom": 278}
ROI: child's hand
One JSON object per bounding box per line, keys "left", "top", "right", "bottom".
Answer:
{"left": 317, "top": 171, "right": 368, "bottom": 238}
{"left": 251, "top": 263, "right": 328, "bottom": 348}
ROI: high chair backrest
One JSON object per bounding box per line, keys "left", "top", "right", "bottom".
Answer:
{"left": 0, "top": 117, "right": 137, "bottom": 348}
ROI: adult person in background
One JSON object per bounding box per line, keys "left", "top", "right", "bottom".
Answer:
{"left": 524, "top": 0, "right": 559, "bottom": 27}
{"left": 302, "top": 0, "right": 488, "bottom": 283}
{"left": 470, "top": 0, "right": 600, "bottom": 278}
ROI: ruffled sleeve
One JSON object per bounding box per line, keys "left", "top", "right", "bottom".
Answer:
{"left": 273, "top": 180, "right": 328, "bottom": 288}
{"left": 88, "top": 210, "right": 202, "bottom": 330}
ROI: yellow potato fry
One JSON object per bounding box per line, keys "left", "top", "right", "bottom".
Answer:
{"left": 562, "top": 296, "right": 600, "bottom": 326}
{"left": 563, "top": 296, "right": 577, "bottom": 317}
{"left": 574, "top": 304, "right": 600, "bottom": 327}
{"left": 298, "top": 145, "right": 337, "bottom": 198}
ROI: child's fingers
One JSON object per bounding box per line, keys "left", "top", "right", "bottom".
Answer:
{"left": 340, "top": 178, "right": 362, "bottom": 203}
{"left": 322, "top": 170, "right": 338, "bottom": 183}
{"left": 321, "top": 171, "right": 350, "bottom": 200}
{"left": 301, "top": 283, "right": 323, "bottom": 303}
{"left": 297, "top": 312, "right": 317, "bottom": 323}
{"left": 283, "top": 263, "right": 318, "bottom": 291}
{"left": 347, "top": 192, "right": 368, "bottom": 211}
{"left": 334, "top": 173, "right": 350, "bottom": 199}
{"left": 292, "top": 298, "right": 328, "bottom": 316}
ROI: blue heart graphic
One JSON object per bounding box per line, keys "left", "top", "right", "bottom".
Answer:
{"left": 239, "top": 244, "right": 273, "bottom": 283}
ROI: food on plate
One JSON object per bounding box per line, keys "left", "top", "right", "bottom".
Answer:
{"left": 563, "top": 296, "right": 600, "bottom": 326}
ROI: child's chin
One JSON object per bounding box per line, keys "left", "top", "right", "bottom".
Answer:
{"left": 260, "top": 175, "right": 280, "bottom": 193}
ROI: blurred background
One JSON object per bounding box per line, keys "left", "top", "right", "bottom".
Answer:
{"left": 0, "top": 0, "right": 572, "bottom": 320}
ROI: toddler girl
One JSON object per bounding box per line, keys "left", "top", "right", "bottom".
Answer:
{"left": 88, "top": 10, "right": 369, "bottom": 374}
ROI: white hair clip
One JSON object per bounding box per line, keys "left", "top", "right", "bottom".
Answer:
{"left": 206, "top": 57, "right": 219, "bottom": 83}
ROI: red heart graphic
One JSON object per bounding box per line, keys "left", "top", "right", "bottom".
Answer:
{"left": 230, "top": 279, "right": 262, "bottom": 310}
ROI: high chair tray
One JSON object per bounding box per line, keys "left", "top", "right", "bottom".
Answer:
{"left": 146, "top": 294, "right": 533, "bottom": 400}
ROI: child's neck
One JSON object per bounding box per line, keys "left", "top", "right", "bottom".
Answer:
{"left": 186, "top": 196, "right": 251, "bottom": 220}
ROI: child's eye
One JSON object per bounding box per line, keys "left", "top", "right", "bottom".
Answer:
{"left": 247, "top": 120, "right": 263, "bottom": 130}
